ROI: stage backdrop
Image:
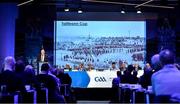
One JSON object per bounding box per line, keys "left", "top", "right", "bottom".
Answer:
{"left": 54, "top": 21, "right": 146, "bottom": 88}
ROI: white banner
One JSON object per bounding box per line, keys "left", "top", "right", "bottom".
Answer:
{"left": 87, "top": 70, "right": 117, "bottom": 88}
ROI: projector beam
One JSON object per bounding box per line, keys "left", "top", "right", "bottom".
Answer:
{"left": 17, "top": 0, "right": 34, "bottom": 6}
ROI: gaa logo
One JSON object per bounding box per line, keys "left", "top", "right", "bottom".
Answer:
{"left": 95, "top": 77, "right": 107, "bottom": 82}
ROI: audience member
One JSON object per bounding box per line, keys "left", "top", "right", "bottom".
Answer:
{"left": 14, "top": 59, "right": 26, "bottom": 81}
{"left": 24, "top": 65, "right": 37, "bottom": 87}
{"left": 139, "top": 54, "right": 161, "bottom": 88}
{"left": 151, "top": 49, "right": 180, "bottom": 97}
{"left": 48, "top": 65, "right": 61, "bottom": 86}
{"left": 49, "top": 65, "right": 57, "bottom": 75}
{"left": 0, "top": 56, "right": 25, "bottom": 93}
{"left": 15, "top": 59, "right": 25, "bottom": 73}
{"left": 151, "top": 54, "right": 162, "bottom": 72}
{"left": 57, "top": 69, "right": 72, "bottom": 86}
{"left": 25, "top": 65, "right": 35, "bottom": 75}
{"left": 57, "top": 69, "right": 72, "bottom": 97}
{"left": 36, "top": 63, "right": 65, "bottom": 103}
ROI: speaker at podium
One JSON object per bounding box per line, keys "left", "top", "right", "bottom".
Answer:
{"left": 37, "top": 48, "right": 49, "bottom": 74}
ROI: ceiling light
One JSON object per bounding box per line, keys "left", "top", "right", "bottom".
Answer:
{"left": 78, "top": 2, "right": 83, "bottom": 14}
{"left": 137, "top": 10, "right": 142, "bottom": 13}
{"left": 64, "top": 1, "right": 70, "bottom": 12}
{"left": 78, "top": 9, "right": 83, "bottom": 13}
{"left": 64, "top": 8, "right": 69, "bottom": 12}
{"left": 121, "top": 10, "right": 125, "bottom": 14}
{"left": 137, "top": 8, "right": 142, "bottom": 14}
{"left": 120, "top": 6, "right": 126, "bottom": 14}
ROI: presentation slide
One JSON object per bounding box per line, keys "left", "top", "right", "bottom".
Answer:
{"left": 54, "top": 21, "right": 146, "bottom": 88}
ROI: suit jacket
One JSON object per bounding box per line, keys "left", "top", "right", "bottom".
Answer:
{"left": 139, "top": 69, "right": 153, "bottom": 89}
{"left": 37, "top": 54, "right": 49, "bottom": 62}
{"left": 112, "top": 77, "right": 120, "bottom": 88}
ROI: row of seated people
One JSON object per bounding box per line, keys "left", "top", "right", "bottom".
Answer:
{"left": 0, "top": 56, "right": 72, "bottom": 103}
{"left": 112, "top": 49, "right": 180, "bottom": 103}
{"left": 112, "top": 63, "right": 155, "bottom": 89}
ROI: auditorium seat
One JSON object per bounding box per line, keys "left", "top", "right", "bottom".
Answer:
{"left": 0, "top": 93, "right": 19, "bottom": 103}
{"left": 36, "top": 87, "right": 48, "bottom": 103}
{"left": 21, "top": 89, "right": 37, "bottom": 103}
{"left": 154, "top": 95, "right": 171, "bottom": 103}
{"left": 60, "top": 84, "right": 75, "bottom": 103}
{"left": 110, "top": 87, "right": 119, "bottom": 103}
{"left": 0, "top": 85, "right": 19, "bottom": 103}
{"left": 60, "top": 84, "right": 71, "bottom": 97}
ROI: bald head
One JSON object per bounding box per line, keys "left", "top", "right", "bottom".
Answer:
{"left": 151, "top": 54, "right": 160, "bottom": 65}
{"left": 151, "top": 54, "right": 161, "bottom": 71}
{"left": 159, "top": 49, "right": 175, "bottom": 65}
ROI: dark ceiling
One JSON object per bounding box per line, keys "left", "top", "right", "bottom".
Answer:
{"left": 1, "top": 0, "right": 179, "bottom": 4}
{"left": 1, "top": 0, "right": 179, "bottom": 13}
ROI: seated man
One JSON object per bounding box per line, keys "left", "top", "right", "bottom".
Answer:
{"left": 109, "top": 62, "right": 119, "bottom": 70}
{"left": 36, "top": 63, "right": 65, "bottom": 103}
{"left": 151, "top": 49, "right": 180, "bottom": 98}
{"left": 139, "top": 62, "right": 154, "bottom": 89}
{"left": 124, "top": 65, "right": 138, "bottom": 84}
{"left": 86, "top": 63, "right": 94, "bottom": 71}
{"left": 151, "top": 54, "right": 162, "bottom": 72}
{"left": 78, "top": 63, "right": 86, "bottom": 71}
{"left": 0, "top": 56, "right": 25, "bottom": 93}
{"left": 119, "top": 62, "right": 127, "bottom": 75}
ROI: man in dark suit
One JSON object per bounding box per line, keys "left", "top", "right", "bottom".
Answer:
{"left": 37, "top": 48, "right": 49, "bottom": 62}
{"left": 111, "top": 71, "right": 121, "bottom": 103}
{"left": 139, "top": 63, "right": 154, "bottom": 89}
{"left": 37, "top": 48, "right": 49, "bottom": 74}
{"left": 112, "top": 71, "right": 121, "bottom": 88}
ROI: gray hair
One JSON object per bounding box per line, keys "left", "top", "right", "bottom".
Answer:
{"left": 4, "top": 56, "right": 16, "bottom": 71}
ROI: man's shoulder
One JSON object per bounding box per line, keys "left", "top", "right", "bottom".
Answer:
{"left": 152, "top": 66, "right": 180, "bottom": 79}
{"left": 37, "top": 74, "right": 57, "bottom": 82}
{"left": 151, "top": 69, "right": 163, "bottom": 79}
{"left": 36, "top": 74, "right": 52, "bottom": 78}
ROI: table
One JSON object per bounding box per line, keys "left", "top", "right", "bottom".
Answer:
{"left": 65, "top": 70, "right": 117, "bottom": 88}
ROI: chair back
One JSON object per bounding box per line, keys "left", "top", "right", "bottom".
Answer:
{"left": 37, "top": 87, "right": 48, "bottom": 103}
